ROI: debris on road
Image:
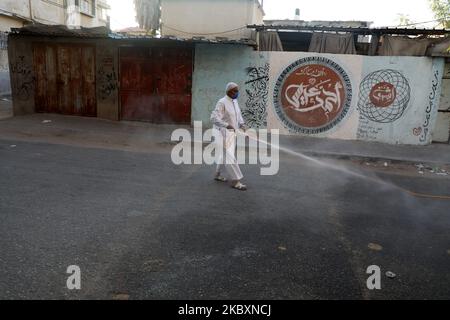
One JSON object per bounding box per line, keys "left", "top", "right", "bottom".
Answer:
{"left": 112, "top": 293, "right": 130, "bottom": 300}
{"left": 368, "top": 243, "right": 383, "bottom": 251}
{"left": 42, "top": 120, "right": 52, "bottom": 124}
{"left": 386, "top": 271, "right": 397, "bottom": 279}
{"left": 414, "top": 163, "right": 449, "bottom": 177}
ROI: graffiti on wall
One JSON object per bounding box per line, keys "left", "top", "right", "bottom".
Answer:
{"left": 243, "top": 63, "right": 269, "bottom": 128}
{"left": 358, "top": 69, "right": 411, "bottom": 123}
{"left": 273, "top": 56, "right": 352, "bottom": 134}
{"left": 11, "top": 56, "right": 33, "bottom": 101}
{"left": 418, "top": 70, "right": 440, "bottom": 143}
{"left": 98, "top": 56, "right": 118, "bottom": 100}
{"left": 356, "top": 116, "right": 384, "bottom": 140}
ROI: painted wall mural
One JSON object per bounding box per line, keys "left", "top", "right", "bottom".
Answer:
{"left": 192, "top": 45, "right": 445, "bottom": 145}
{"left": 243, "top": 63, "right": 269, "bottom": 128}
{"left": 273, "top": 56, "right": 352, "bottom": 134}
{"left": 358, "top": 69, "right": 411, "bottom": 123}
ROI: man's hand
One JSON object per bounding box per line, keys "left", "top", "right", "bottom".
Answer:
{"left": 240, "top": 124, "right": 249, "bottom": 132}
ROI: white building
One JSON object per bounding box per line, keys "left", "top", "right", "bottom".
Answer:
{"left": 160, "top": 0, "right": 265, "bottom": 41}
{"left": 0, "top": 0, "right": 111, "bottom": 99}
{"left": 0, "top": 0, "right": 111, "bottom": 32}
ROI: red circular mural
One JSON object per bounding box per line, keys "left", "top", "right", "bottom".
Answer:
{"left": 369, "top": 82, "right": 397, "bottom": 108}
{"left": 280, "top": 64, "right": 346, "bottom": 128}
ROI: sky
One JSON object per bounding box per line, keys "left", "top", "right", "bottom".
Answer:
{"left": 108, "top": 0, "right": 436, "bottom": 31}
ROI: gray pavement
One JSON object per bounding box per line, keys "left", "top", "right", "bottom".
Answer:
{"left": 0, "top": 114, "right": 449, "bottom": 166}
{"left": 0, "top": 116, "right": 450, "bottom": 299}
{"left": 280, "top": 134, "right": 450, "bottom": 166}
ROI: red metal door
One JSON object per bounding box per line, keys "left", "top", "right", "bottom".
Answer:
{"left": 120, "top": 46, "right": 192, "bottom": 124}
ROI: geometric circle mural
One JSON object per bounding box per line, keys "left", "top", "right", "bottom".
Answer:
{"left": 273, "top": 56, "right": 353, "bottom": 134}
{"left": 358, "top": 69, "right": 411, "bottom": 123}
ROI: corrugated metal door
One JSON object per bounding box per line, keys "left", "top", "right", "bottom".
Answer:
{"left": 33, "top": 44, "right": 96, "bottom": 117}
{"left": 120, "top": 46, "right": 192, "bottom": 124}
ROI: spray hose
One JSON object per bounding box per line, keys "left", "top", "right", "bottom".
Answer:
{"left": 241, "top": 131, "right": 450, "bottom": 201}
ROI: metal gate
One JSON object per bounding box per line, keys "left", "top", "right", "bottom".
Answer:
{"left": 33, "top": 44, "right": 96, "bottom": 116}
{"left": 119, "top": 46, "right": 193, "bottom": 124}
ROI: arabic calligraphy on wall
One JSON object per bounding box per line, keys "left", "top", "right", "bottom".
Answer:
{"left": 419, "top": 69, "right": 440, "bottom": 143}
{"left": 243, "top": 63, "right": 269, "bottom": 129}
{"left": 358, "top": 69, "right": 410, "bottom": 123}
{"left": 273, "top": 56, "right": 352, "bottom": 134}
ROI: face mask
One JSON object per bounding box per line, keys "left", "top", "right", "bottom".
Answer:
{"left": 231, "top": 92, "right": 239, "bottom": 100}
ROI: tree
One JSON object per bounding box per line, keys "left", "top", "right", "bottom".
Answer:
{"left": 428, "top": 0, "right": 450, "bottom": 29}
{"left": 396, "top": 13, "right": 414, "bottom": 26}
{"left": 134, "top": 0, "right": 161, "bottom": 35}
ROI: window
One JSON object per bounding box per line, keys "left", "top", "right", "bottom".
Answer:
{"left": 98, "top": 6, "right": 108, "bottom": 21}
{"left": 80, "top": 0, "right": 96, "bottom": 16}
{"left": 44, "top": 0, "right": 65, "bottom": 7}
{"left": 0, "top": 32, "right": 8, "bottom": 50}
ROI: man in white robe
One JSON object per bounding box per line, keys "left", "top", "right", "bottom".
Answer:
{"left": 210, "top": 82, "right": 248, "bottom": 191}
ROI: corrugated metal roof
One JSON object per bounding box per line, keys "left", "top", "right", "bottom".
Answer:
{"left": 9, "top": 24, "right": 257, "bottom": 47}
{"left": 10, "top": 24, "right": 110, "bottom": 38}
{"left": 249, "top": 24, "right": 450, "bottom": 36}
{"left": 111, "top": 32, "right": 257, "bottom": 46}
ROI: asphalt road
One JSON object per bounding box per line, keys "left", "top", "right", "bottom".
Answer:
{"left": 0, "top": 138, "right": 449, "bottom": 300}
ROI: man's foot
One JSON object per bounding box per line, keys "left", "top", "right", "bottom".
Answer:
{"left": 232, "top": 181, "right": 247, "bottom": 191}
{"left": 214, "top": 174, "right": 227, "bottom": 182}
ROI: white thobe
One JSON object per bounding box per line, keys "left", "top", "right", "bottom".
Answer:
{"left": 210, "top": 95, "right": 245, "bottom": 181}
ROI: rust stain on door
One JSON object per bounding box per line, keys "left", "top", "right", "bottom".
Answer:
{"left": 120, "top": 46, "right": 193, "bottom": 124}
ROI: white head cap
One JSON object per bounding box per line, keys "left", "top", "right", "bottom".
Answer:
{"left": 226, "top": 82, "right": 238, "bottom": 93}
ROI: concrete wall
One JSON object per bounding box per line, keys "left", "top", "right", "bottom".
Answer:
{"left": 0, "top": 0, "right": 30, "bottom": 20}
{"left": 192, "top": 46, "right": 446, "bottom": 145}
{"left": 433, "top": 61, "right": 450, "bottom": 143}
{"left": 0, "top": 32, "right": 10, "bottom": 97}
{"left": 192, "top": 44, "right": 268, "bottom": 126}
{"left": 96, "top": 39, "right": 119, "bottom": 120}
{"left": 161, "top": 0, "right": 264, "bottom": 40}
{"left": 0, "top": 16, "right": 25, "bottom": 32}
{"left": 1, "top": 0, "right": 108, "bottom": 28}
{"left": 8, "top": 35, "right": 34, "bottom": 115}
{"left": 1, "top": 0, "right": 66, "bottom": 26}
{"left": 0, "top": 46, "right": 11, "bottom": 97}
{"left": 31, "top": 0, "right": 66, "bottom": 25}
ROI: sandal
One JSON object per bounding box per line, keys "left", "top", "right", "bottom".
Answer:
{"left": 214, "top": 175, "right": 228, "bottom": 182}
{"left": 232, "top": 182, "right": 247, "bottom": 191}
